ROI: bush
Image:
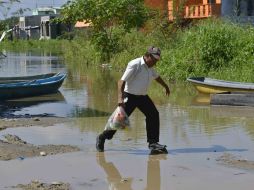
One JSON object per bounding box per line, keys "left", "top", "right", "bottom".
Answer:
{"left": 157, "top": 19, "right": 254, "bottom": 81}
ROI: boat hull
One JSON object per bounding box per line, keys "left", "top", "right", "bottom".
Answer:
{"left": 192, "top": 83, "right": 254, "bottom": 94}
{"left": 0, "top": 73, "right": 66, "bottom": 100}
{"left": 187, "top": 77, "right": 254, "bottom": 94}
{"left": 0, "top": 73, "right": 56, "bottom": 83}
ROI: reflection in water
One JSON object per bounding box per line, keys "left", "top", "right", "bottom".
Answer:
{"left": 144, "top": 155, "right": 166, "bottom": 190}
{"left": 97, "top": 153, "right": 133, "bottom": 190}
{"left": 69, "top": 107, "right": 110, "bottom": 117}
{"left": 0, "top": 51, "right": 65, "bottom": 77}
{"left": 170, "top": 145, "right": 247, "bottom": 154}
{"left": 210, "top": 106, "right": 254, "bottom": 118}
{"left": 96, "top": 153, "right": 166, "bottom": 190}
{"left": 2, "top": 51, "right": 254, "bottom": 190}
{"left": 191, "top": 93, "right": 211, "bottom": 106}
{"left": 0, "top": 92, "right": 65, "bottom": 118}
{"left": 0, "top": 91, "right": 110, "bottom": 118}
{"left": 2, "top": 51, "right": 254, "bottom": 158}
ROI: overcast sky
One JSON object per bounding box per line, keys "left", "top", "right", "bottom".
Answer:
{"left": 0, "top": 0, "right": 69, "bottom": 19}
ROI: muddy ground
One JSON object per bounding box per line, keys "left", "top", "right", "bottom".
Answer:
{"left": 0, "top": 117, "right": 79, "bottom": 161}
{"left": 217, "top": 153, "right": 254, "bottom": 170}
{"left": 1, "top": 117, "right": 254, "bottom": 190}
{"left": 0, "top": 117, "right": 70, "bottom": 131}
{"left": 0, "top": 117, "right": 78, "bottom": 190}
{"left": 0, "top": 134, "right": 80, "bottom": 161}
{"left": 12, "top": 180, "right": 70, "bottom": 190}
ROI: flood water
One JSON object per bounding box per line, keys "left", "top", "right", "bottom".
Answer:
{"left": 1, "top": 51, "right": 254, "bottom": 189}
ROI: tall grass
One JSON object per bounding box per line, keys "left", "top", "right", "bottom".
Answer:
{"left": 1, "top": 18, "right": 254, "bottom": 82}
{"left": 157, "top": 19, "right": 254, "bottom": 82}
{"left": 97, "top": 19, "right": 254, "bottom": 82}
{"left": 0, "top": 40, "right": 65, "bottom": 53}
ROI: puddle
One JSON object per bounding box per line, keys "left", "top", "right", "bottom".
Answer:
{"left": 1, "top": 51, "right": 254, "bottom": 189}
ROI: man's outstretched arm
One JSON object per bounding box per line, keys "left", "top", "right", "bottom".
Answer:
{"left": 155, "top": 76, "right": 170, "bottom": 96}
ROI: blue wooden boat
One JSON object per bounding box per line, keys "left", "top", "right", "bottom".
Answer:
{"left": 0, "top": 72, "right": 66, "bottom": 100}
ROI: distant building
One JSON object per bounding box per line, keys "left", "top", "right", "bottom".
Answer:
{"left": 18, "top": 15, "right": 41, "bottom": 39}
{"left": 74, "top": 21, "right": 91, "bottom": 28}
{"left": 40, "top": 15, "right": 69, "bottom": 40}
{"left": 144, "top": 0, "right": 168, "bottom": 11}
{"left": 168, "top": 0, "right": 221, "bottom": 20}
{"left": 32, "top": 7, "right": 62, "bottom": 15}
{"left": 145, "top": 0, "right": 254, "bottom": 22}
{"left": 15, "top": 7, "right": 70, "bottom": 40}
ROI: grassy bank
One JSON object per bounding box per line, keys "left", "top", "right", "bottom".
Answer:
{"left": 1, "top": 18, "right": 254, "bottom": 82}
{"left": 64, "top": 18, "right": 254, "bottom": 82}
{"left": 158, "top": 19, "right": 254, "bottom": 82}
{"left": 0, "top": 39, "right": 65, "bottom": 53}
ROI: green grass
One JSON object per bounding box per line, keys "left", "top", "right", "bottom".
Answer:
{"left": 0, "top": 39, "right": 64, "bottom": 53}
{"left": 2, "top": 18, "right": 254, "bottom": 82}
{"left": 155, "top": 19, "right": 254, "bottom": 82}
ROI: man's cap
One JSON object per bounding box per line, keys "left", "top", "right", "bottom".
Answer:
{"left": 148, "top": 46, "right": 161, "bottom": 60}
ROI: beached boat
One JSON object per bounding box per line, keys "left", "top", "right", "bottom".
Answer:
{"left": 187, "top": 77, "right": 254, "bottom": 94}
{"left": 0, "top": 72, "right": 66, "bottom": 100}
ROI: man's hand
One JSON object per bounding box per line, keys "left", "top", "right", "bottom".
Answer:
{"left": 118, "top": 98, "right": 125, "bottom": 107}
{"left": 118, "top": 102, "right": 125, "bottom": 107}
{"left": 155, "top": 76, "right": 170, "bottom": 97}
{"left": 165, "top": 86, "right": 170, "bottom": 96}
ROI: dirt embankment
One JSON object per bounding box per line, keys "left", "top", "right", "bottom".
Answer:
{"left": 0, "top": 117, "right": 80, "bottom": 161}
{"left": 217, "top": 153, "right": 254, "bottom": 170}
{"left": 0, "top": 134, "right": 80, "bottom": 161}
{"left": 0, "top": 117, "right": 79, "bottom": 189}
{"left": 0, "top": 117, "right": 70, "bottom": 130}
{"left": 13, "top": 180, "right": 70, "bottom": 190}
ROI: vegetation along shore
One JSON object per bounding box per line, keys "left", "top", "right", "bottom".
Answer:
{"left": 1, "top": 1, "right": 254, "bottom": 83}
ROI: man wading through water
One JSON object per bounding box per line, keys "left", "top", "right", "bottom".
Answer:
{"left": 96, "top": 46, "right": 170, "bottom": 154}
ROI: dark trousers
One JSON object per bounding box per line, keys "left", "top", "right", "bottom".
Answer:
{"left": 100, "top": 92, "right": 160, "bottom": 143}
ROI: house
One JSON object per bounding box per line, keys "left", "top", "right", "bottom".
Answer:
{"left": 16, "top": 7, "right": 69, "bottom": 40}
{"left": 144, "top": 0, "right": 168, "bottom": 11}
{"left": 168, "top": 0, "right": 221, "bottom": 20}
{"left": 168, "top": 0, "right": 254, "bottom": 20}
{"left": 32, "top": 7, "right": 62, "bottom": 15}
{"left": 74, "top": 21, "right": 91, "bottom": 28}
{"left": 40, "top": 15, "right": 61, "bottom": 40}
{"left": 18, "top": 15, "right": 41, "bottom": 39}
{"left": 145, "top": 0, "right": 254, "bottom": 21}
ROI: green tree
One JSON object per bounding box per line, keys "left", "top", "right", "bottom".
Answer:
{"left": 0, "top": 0, "right": 28, "bottom": 33}
{"left": 0, "top": 17, "right": 18, "bottom": 34}
{"left": 60, "top": 0, "right": 149, "bottom": 62}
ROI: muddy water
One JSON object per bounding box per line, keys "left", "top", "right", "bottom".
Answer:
{"left": 1, "top": 51, "right": 254, "bottom": 189}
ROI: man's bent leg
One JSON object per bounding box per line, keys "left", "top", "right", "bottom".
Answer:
{"left": 96, "top": 92, "right": 137, "bottom": 152}
{"left": 96, "top": 130, "right": 117, "bottom": 152}
{"left": 102, "top": 130, "right": 117, "bottom": 140}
